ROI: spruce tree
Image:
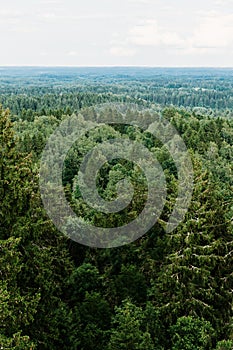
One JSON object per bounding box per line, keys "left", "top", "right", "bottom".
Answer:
{"left": 0, "top": 106, "right": 74, "bottom": 349}
{"left": 150, "top": 156, "right": 233, "bottom": 344}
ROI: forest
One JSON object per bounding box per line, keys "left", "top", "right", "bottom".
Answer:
{"left": 0, "top": 67, "right": 233, "bottom": 349}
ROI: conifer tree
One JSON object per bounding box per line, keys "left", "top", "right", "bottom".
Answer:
{"left": 0, "top": 106, "right": 74, "bottom": 349}
{"left": 151, "top": 156, "right": 233, "bottom": 342}
{"left": 107, "top": 300, "right": 154, "bottom": 350}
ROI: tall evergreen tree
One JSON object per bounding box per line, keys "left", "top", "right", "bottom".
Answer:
{"left": 0, "top": 106, "right": 74, "bottom": 349}
{"left": 150, "top": 156, "right": 233, "bottom": 344}
{"left": 107, "top": 300, "right": 154, "bottom": 350}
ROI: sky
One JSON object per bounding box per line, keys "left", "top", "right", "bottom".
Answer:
{"left": 1, "top": 0, "right": 233, "bottom": 66}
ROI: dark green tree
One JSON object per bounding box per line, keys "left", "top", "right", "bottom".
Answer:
{"left": 107, "top": 300, "right": 154, "bottom": 350}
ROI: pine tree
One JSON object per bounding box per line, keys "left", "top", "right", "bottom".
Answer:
{"left": 150, "top": 156, "right": 233, "bottom": 343}
{"left": 0, "top": 237, "right": 39, "bottom": 349}
{"left": 107, "top": 300, "right": 154, "bottom": 350}
{"left": 0, "top": 106, "right": 74, "bottom": 349}
{"left": 169, "top": 316, "right": 215, "bottom": 350}
{"left": 0, "top": 106, "right": 33, "bottom": 238}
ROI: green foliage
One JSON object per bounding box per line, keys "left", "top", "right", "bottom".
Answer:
{"left": 72, "top": 292, "right": 112, "bottom": 350}
{"left": 169, "top": 316, "right": 215, "bottom": 350}
{"left": 215, "top": 340, "right": 233, "bottom": 350}
{"left": 107, "top": 300, "right": 154, "bottom": 350}
{"left": 0, "top": 332, "right": 35, "bottom": 349}
{"left": 111, "top": 264, "right": 147, "bottom": 303}
{"left": 0, "top": 106, "right": 73, "bottom": 349}
{"left": 67, "top": 263, "right": 102, "bottom": 302}
{"left": 150, "top": 155, "right": 233, "bottom": 340}
{"left": 0, "top": 106, "right": 33, "bottom": 236}
{"left": 0, "top": 238, "right": 40, "bottom": 345}
{"left": 1, "top": 71, "right": 233, "bottom": 350}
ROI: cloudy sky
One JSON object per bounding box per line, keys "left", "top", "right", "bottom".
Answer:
{"left": 1, "top": 0, "right": 233, "bottom": 66}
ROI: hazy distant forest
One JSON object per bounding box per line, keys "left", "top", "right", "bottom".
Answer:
{"left": 0, "top": 67, "right": 233, "bottom": 349}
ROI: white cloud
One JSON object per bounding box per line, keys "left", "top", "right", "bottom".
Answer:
{"left": 191, "top": 13, "right": 233, "bottom": 49}
{"left": 39, "top": 0, "right": 62, "bottom": 3}
{"left": 41, "top": 12, "right": 57, "bottom": 19}
{"left": 38, "top": 12, "right": 124, "bottom": 23}
{"left": 124, "top": 13, "right": 233, "bottom": 56}
{"left": 128, "top": 20, "right": 160, "bottom": 46}
{"left": 127, "top": 0, "right": 156, "bottom": 4}
{"left": 1, "top": 0, "right": 233, "bottom": 66}
{"left": 40, "top": 52, "right": 48, "bottom": 56}
{"left": 127, "top": 20, "right": 185, "bottom": 47}
{"left": 0, "top": 9, "right": 24, "bottom": 24}
{"left": 67, "top": 51, "right": 79, "bottom": 56}
{"left": 110, "top": 47, "right": 137, "bottom": 57}
{"left": 214, "top": 0, "right": 233, "bottom": 5}
{"left": 0, "top": 10, "right": 23, "bottom": 17}
{"left": 174, "top": 12, "right": 233, "bottom": 55}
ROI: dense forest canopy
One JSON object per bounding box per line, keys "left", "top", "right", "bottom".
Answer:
{"left": 0, "top": 67, "right": 232, "bottom": 349}
{"left": 1, "top": 67, "right": 233, "bottom": 116}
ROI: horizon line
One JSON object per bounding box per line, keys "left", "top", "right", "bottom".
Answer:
{"left": 0, "top": 65, "right": 233, "bottom": 69}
